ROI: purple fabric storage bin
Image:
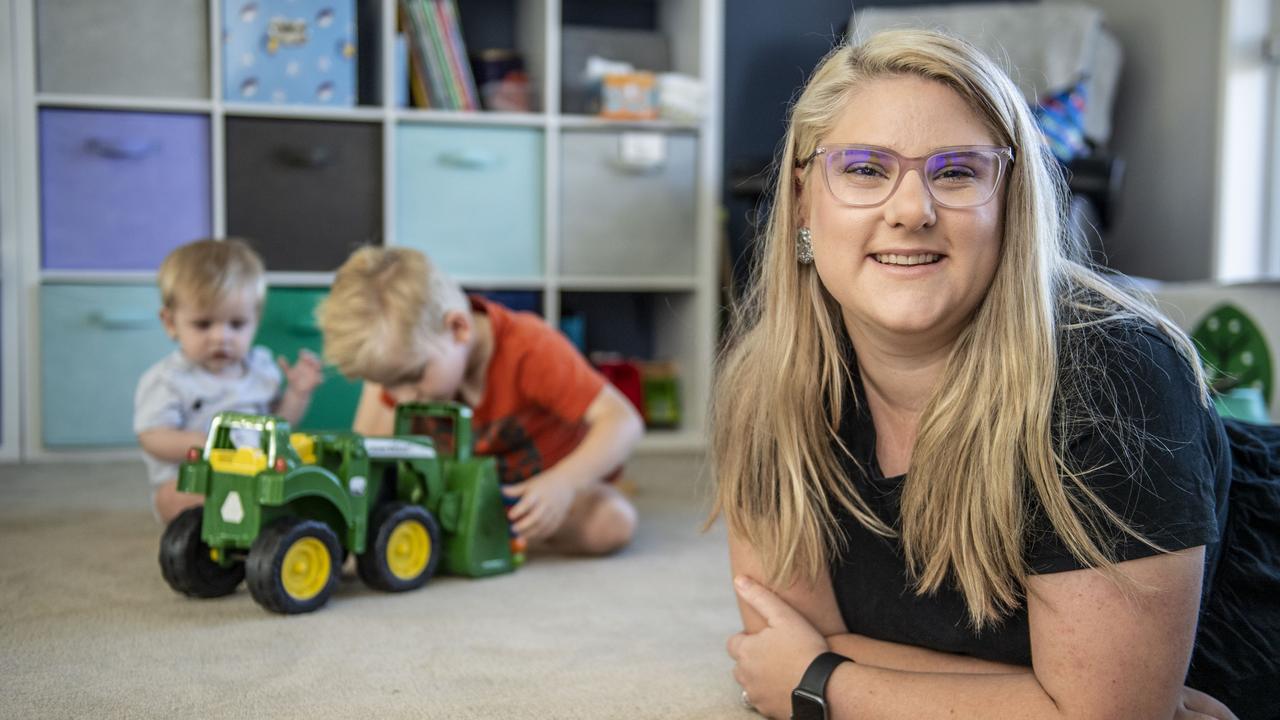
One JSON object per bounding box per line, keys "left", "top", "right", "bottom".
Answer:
{"left": 39, "top": 109, "right": 212, "bottom": 270}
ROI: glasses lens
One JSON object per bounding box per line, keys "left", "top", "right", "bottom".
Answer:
{"left": 824, "top": 147, "right": 900, "bottom": 206}
{"left": 924, "top": 150, "right": 1003, "bottom": 207}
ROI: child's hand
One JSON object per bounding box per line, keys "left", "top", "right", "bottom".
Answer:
{"left": 503, "top": 472, "right": 577, "bottom": 541}
{"left": 278, "top": 349, "right": 324, "bottom": 396}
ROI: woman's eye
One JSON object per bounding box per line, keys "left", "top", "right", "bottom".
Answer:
{"left": 933, "top": 166, "right": 977, "bottom": 182}
{"left": 841, "top": 163, "right": 886, "bottom": 178}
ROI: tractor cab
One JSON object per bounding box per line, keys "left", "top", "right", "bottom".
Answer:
{"left": 203, "top": 413, "right": 297, "bottom": 475}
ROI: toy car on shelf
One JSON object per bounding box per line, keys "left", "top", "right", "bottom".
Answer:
{"left": 159, "top": 401, "right": 519, "bottom": 614}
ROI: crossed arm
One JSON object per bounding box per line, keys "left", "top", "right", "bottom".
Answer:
{"left": 726, "top": 532, "right": 1236, "bottom": 720}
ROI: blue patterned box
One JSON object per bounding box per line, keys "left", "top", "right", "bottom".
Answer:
{"left": 223, "top": 1, "right": 357, "bottom": 106}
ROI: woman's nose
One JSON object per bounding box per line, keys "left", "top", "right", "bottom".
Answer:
{"left": 882, "top": 170, "right": 937, "bottom": 230}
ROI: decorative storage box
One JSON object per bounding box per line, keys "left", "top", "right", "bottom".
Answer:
{"left": 222, "top": 0, "right": 357, "bottom": 106}
{"left": 41, "top": 284, "right": 174, "bottom": 446}
{"left": 39, "top": 109, "right": 212, "bottom": 270}
{"left": 396, "top": 125, "right": 543, "bottom": 279}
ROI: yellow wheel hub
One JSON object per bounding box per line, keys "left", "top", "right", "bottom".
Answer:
{"left": 280, "top": 537, "right": 330, "bottom": 601}
{"left": 387, "top": 520, "right": 431, "bottom": 581}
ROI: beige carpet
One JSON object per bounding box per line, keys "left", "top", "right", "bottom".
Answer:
{"left": 0, "top": 453, "right": 753, "bottom": 719}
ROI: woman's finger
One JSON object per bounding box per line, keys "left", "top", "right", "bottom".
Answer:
{"left": 733, "top": 575, "right": 800, "bottom": 628}
{"left": 726, "top": 632, "right": 744, "bottom": 659}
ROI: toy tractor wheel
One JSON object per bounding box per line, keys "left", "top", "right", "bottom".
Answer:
{"left": 159, "top": 507, "right": 245, "bottom": 598}
{"left": 246, "top": 517, "right": 341, "bottom": 614}
{"left": 357, "top": 502, "right": 442, "bottom": 592}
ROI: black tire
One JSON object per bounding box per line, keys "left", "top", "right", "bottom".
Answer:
{"left": 357, "top": 503, "right": 442, "bottom": 592}
{"left": 246, "top": 517, "right": 341, "bottom": 614}
{"left": 159, "top": 507, "right": 245, "bottom": 599}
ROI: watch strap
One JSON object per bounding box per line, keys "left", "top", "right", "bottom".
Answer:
{"left": 791, "top": 651, "right": 852, "bottom": 720}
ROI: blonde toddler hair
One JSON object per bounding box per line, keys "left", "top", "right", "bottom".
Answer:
{"left": 316, "top": 246, "right": 468, "bottom": 383}
{"left": 157, "top": 238, "right": 266, "bottom": 311}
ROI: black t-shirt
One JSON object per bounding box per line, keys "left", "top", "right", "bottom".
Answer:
{"left": 828, "top": 323, "right": 1231, "bottom": 668}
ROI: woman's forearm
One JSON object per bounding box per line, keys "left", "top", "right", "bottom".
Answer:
{"left": 826, "top": 633, "right": 1029, "bottom": 675}
{"left": 827, "top": 663, "right": 1063, "bottom": 720}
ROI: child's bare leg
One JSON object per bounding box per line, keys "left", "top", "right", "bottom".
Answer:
{"left": 541, "top": 483, "right": 636, "bottom": 556}
{"left": 153, "top": 479, "right": 204, "bottom": 524}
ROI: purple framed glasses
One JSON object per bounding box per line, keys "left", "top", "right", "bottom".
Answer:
{"left": 797, "top": 144, "right": 1014, "bottom": 208}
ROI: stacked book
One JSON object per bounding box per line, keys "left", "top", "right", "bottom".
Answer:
{"left": 401, "top": 0, "right": 480, "bottom": 110}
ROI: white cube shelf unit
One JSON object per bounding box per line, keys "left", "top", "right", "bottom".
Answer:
{"left": 4, "top": 0, "right": 724, "bottom": 460}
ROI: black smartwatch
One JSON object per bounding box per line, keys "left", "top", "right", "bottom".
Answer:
{"left": 791, "top": 651, "right": 852, "bottom": 720}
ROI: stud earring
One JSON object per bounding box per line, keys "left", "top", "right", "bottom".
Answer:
{"left": 796, "top": 227, "right": 814, "bottom": 264}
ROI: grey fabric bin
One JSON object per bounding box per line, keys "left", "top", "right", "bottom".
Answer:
{"left": 560, "top": 130, "right": 696, "bottom": 277}
{"left": 37, "top": 0, "right": 209, "bottom": 98}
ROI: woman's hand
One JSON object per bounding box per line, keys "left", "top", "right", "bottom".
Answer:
{"left": 727, "top": 576, "right": 830, "bottom": 719}
{"left": 1176, "top": 686, "right": 1239, "bottom": 720}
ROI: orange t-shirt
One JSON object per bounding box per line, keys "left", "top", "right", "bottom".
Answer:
{"left": 384, "top": 296, "right": 607, "bottom": 484}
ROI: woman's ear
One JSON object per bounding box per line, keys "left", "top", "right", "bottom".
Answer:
{"left": 793, "top": 167, "right": 811, "bottom": 227}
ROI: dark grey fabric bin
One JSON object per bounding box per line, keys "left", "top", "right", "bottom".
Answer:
{"left": 225, "top": 117, "right": 383, "bottom": 272}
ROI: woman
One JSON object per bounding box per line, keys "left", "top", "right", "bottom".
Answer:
{"left": 712, "top": 29, "right": 1250, "bottom": 719}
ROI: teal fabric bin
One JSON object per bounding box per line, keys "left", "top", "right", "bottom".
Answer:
{"left": 395, "top": 124, "right": 543, "bottom": 278}
{"left": 41, "top": 283, "right": 173, "bottom": 447}
{"left": 255, "top": 287, "right": 361, "bottom": 431}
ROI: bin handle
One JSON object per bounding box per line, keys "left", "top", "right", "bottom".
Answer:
{"left": 85, "top": 137, "right": 159, "bottom": 160}
{"left": 438, "top": 149, "right": 500, "bottom": 170}
{"left": 608, "top": 155, "right": 666, "bottom": 174}
{"left": 88, "top": 310, "right": 154, "bottom": 330}
{"left": 287, "top": 320, "right": 320, "bottom": 336}
{"left": 276, "top": 145, "right": 334, "bottom": 169}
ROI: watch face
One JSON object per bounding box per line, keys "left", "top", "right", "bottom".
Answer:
{"left": 791, "top": 689, "right": 826, "bottom": 720}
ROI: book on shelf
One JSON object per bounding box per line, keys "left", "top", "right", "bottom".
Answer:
{"left": 400, "top": 0, "right": 479, "bottom": 111}
{"left": 438, "top": 0, "right": 480, "bottom": 110}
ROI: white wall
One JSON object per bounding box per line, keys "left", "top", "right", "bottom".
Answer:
{"left": 0, "top": 0, "right": 23, "bottom": 461}
{"left": 1214, "top": 0, "right": 1272, "bottom": 281}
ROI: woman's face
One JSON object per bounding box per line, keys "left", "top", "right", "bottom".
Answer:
{"left": 798, "top": 75, "right": 1006, "bottom": 349}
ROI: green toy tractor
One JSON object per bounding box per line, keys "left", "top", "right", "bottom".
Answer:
{"left": 159, "top": 402, "right": 517, "bottom": 614}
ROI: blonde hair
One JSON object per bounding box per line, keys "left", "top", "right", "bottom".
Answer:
{"left": 316, "top": 246, "right": 468, "bottom": 383}
{"left": 157, "top": 238, "right": 265, "bottom": 311}
{"left": 710, "top": 30, "right": 1207, "bottom": 628}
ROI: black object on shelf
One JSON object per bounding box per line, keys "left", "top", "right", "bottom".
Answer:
{"left": 1063, "top": 151, "right": 1125, "bottom": 231}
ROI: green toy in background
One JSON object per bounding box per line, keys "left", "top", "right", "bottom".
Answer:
{"left": 1191, "top": 303, "right": 1273, "bottom": 424}
{"left": 159, "top": 401, "right": 518, "bottom": 615}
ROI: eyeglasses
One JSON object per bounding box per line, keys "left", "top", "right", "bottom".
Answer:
{"left": 797, "top": 144, "right": 1014, "bottom": 209}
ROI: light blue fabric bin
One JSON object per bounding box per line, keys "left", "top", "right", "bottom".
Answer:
{"left": 41, "top": 284, "right": 173, "bottom": 447}
{"left": 395, "top": 124, "right": 543, "bottom": 279}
